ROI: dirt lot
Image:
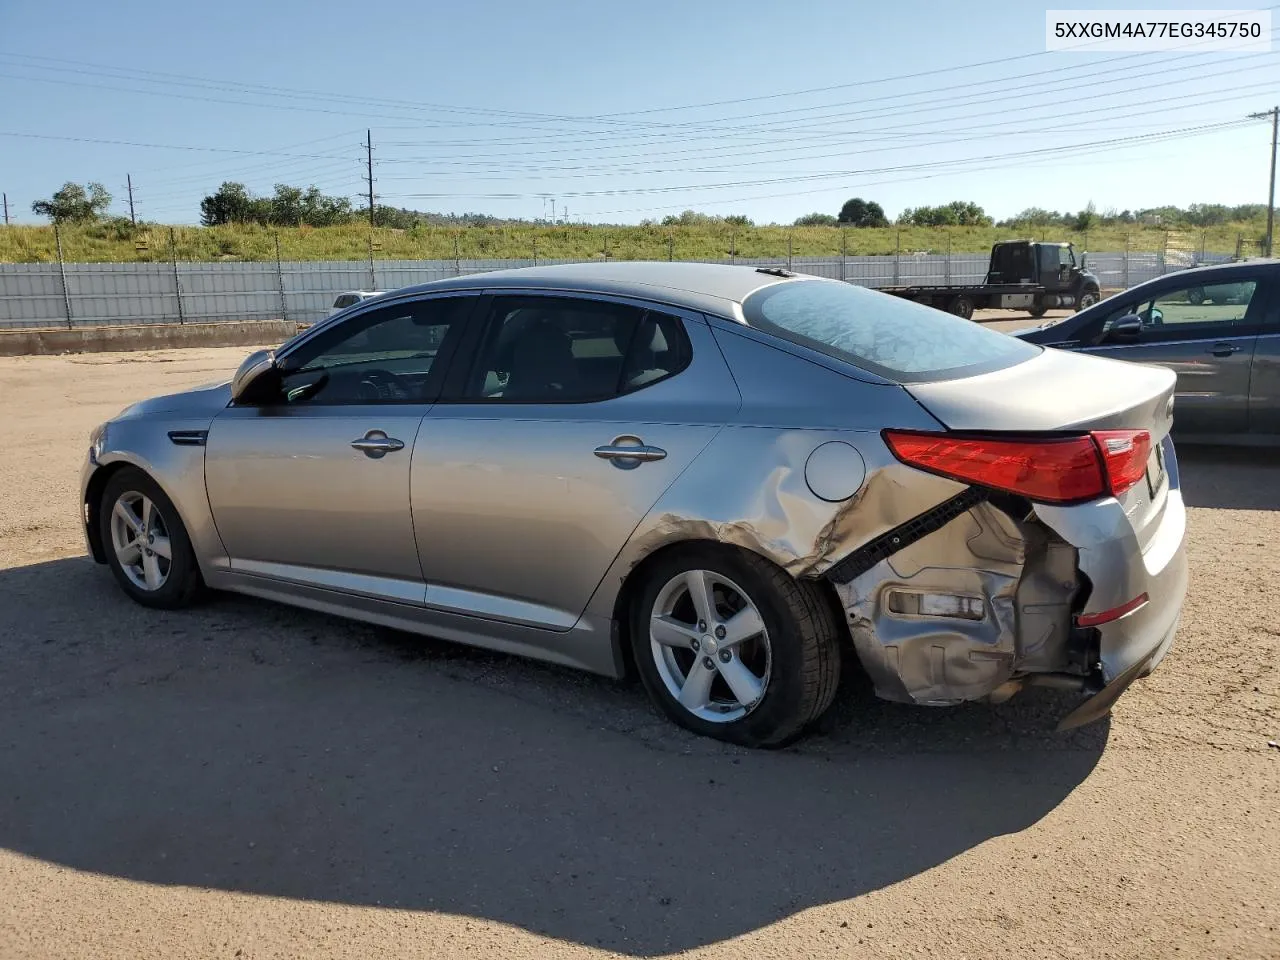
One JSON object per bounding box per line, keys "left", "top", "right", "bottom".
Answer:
{"left": 1, "top": 345, "right": 1278, "bottom": 960}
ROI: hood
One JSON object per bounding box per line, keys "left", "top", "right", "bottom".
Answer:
{"left": 116, "top": 380, "right": 232, "bottom": 421}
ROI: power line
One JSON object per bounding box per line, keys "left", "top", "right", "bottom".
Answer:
{"left": 580, "top": 136, "right": 1240, "bottom": 219}
{"left": 0, "top": 25, "right": 1273, "bottom": 145}
{"left": 377, "top": 118, "right": 1258, "bottom": 202}
{"left": 358, "top": 86, "right": 1280, "bottom": 180}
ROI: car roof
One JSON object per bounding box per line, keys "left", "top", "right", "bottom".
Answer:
{"left": 387, "top": 262, "right": 797, "bottom": 314}
{"left": 1127, "top": 257, "right": 1278, "bottom": 289}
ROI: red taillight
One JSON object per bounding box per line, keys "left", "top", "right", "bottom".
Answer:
{"left": 1092, "top": 429, "right": 1151, "bottom": 496}
{"left": 883, "top": 428, "right": 1155, "bottom": 504}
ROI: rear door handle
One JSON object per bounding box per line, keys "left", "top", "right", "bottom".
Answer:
{"left": 594, "top": 436, "right": 667, "bottom": 468}
{"left": 351, "top": 430, "right": 405, "bottom": 458}
{"left": 1208, "top": 342, "right": 1239, "bottom": 357}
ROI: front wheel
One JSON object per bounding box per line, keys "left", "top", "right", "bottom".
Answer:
{"left": 631, "top": 546, "right": 842, "bottom": 748}
{"left": 1076, "top": 289, "right": 1100, "bottom": 312}
{"left": 100, "top": 467, "right": 204, "bottom": 609}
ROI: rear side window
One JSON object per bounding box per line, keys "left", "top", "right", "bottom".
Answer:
{"left": 465, "top": 296, "right": 691, "bottom": 402}
{"left": 333, "top": 294, "right": 358, "bottom": 309}
{"left": 742, "top": 280, "right": 1040, "bottom": 382}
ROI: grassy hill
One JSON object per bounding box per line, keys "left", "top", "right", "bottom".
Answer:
{"left": 0, "top": 220, "right": 1267, "bottom": 264}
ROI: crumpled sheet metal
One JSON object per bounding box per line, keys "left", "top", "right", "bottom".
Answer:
{"left": 832, "top": 501, "right": 1029, "bottom": 705}
{"left": 584, "top": 426, "right": 968, "bottom": 623}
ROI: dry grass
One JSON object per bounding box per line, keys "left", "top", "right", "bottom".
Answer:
{"left": 0, "top": 220, "right": 1266, "bottom": 263}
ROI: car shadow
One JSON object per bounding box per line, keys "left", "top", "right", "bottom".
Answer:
{"left": 1177, "top": 444, "right": 1280, "bottom": 510}
{"left": 0, "top": 556, "right": 1108, "bottom": 956}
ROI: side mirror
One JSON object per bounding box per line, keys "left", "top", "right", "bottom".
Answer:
{"left": 230, "top": 348, "right": 278, "bottom": 404}
{"left": 1107, "top": 314, "right": 1143, "bottom": 344}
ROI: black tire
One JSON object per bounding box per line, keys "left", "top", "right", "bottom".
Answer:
{"left": 949, "top": 296, "right": 975, "bottom": 320}
{"left": 1187, "top": 287, "right": 1205, "bottom": 305}
{"left": 99, "top": 466, "right": 204, "bottom": 609}
{"left": 1075, "top": 288, "right": 1100, "bottom": 312}
{"left": 1028, "top": 304, "right": 1049, "bottom": 319}
{"left": 630, "top": 545, "right": 842, "bottom": 748}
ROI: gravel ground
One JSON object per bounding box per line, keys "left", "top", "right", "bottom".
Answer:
{"left": 1, "top": 344, "right": 1277, "bottom": 960}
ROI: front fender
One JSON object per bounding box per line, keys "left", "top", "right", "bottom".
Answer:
{"left": 82, "top": 418, "right": 226, "bottom": 577}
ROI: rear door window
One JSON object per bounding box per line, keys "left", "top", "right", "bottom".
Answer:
{"left": 741, "top": 279, "right": 1039, "bottom": 382}
{"left": 463, "top": 296, "right": 691, "bottom": 402}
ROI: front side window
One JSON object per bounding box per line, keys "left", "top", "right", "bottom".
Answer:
{"left": 275, "top": 297, "right": 469, "bottom": 404}
{"left": 1140, "top": 280, "right": 1257, "bottom": 329}
{"left": 742, "top": 279, "right": 1039, "bottom": 382}
{"left": 465, "top": 296, "right": 691, "bottom": 402}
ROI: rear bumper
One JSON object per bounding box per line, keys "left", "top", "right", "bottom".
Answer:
{"left": 1035, "top": 436, "right": 1188, "bottom": 688}
{"left": 828, "top": 436, "right": 1188, "bottom": 724}
{"left": 1056, "top": 610, "right": 1180, "bottom": 731}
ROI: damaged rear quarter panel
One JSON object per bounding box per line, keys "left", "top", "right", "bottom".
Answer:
{"left": 584, "top": 322, "right": 1082, "bottom": 706}
{"left": 583, "top": 328, "right": 965, "bottom": 623}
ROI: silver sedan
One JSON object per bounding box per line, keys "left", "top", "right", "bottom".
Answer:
{"left": 81, "top": 263, "right": 1188, "bottom": 746}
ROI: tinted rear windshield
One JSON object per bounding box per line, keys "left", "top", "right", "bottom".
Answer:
{"left": 741, "top": 280, "right": 1040, "bottom": 382}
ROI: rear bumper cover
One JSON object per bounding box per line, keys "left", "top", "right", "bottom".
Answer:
{"left": 828, "top": 437, "right": 1188, "bottom": 727}
{"left": 1056, "top": 610, "right": 1180, "bottom": 731}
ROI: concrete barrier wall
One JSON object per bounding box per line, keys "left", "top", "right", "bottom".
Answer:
{"left": 0, "top": 319, "right": 302, "bottom": 357}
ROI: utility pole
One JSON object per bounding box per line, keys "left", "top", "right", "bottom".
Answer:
{"left": 365, "top": 129, "right": 375, "bottom": 227}
{"left": 2, "top": 192, "right": 8, "bottom": 225}
{"left": 1249, "top": 107, "right": 1278, "bottom": 257}
{"left": 126, "top": 174, "right": 136, "bottom": 226}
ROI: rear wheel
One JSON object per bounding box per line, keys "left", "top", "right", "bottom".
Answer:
{"left": 100, "top": 467, "right": 203, "bottom": 609}
{"left": 631, "top": 546, "right": 842, "bottom": 748}
{"left": 949, "top": 296, "right": 975, "bottom": 320}
{"left": 1187, "top": 287, "right": 1205, "bottom": 305}
{"left": 1028, "top": 304, "right": 1049, "bottom": 319}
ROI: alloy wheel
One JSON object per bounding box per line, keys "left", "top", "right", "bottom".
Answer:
{"left": 649, "top": 569, "right": 772, "bottom": 723}
{"left": 109, "top": 491, "right": 172, "bottom": 592}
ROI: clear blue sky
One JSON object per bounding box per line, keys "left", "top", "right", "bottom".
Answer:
{"left": 0, "top": 0, "right": 1275, "bottom": 225}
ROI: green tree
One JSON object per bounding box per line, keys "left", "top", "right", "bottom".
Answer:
{"left": 299, "top": 186, "right": 353, "bottom": 227}
{"left": 31, "top": 181, "right": 112, "bottom": 223}
{"left": 1073, "top": 201, "right": 1098, "bottom": 231}
{"left": 268, "top": 184, "right": 306, "bottom": 226}
{"left": 200, "top": 182, "right": 257, "bottom": 226}
{"left": 1003, "top": 207, "right": 1061, "bottom": 228}
{"left": 793, "top": 212, "right": 838, "bottom": 226}
{"left": 899, "top": 200, "right": 992, "bottom": 227}
{"left": 837, "top": 197, "right": 888, "bottom": 227}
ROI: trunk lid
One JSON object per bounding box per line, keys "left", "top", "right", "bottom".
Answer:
{"left": 904, "top": 347, "right": 1177, "bottom": 552}
{"left": 904, "top": 347, "right": 1175, "bottom": 436}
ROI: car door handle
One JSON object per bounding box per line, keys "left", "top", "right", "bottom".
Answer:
{"left": 1208, "top": 342, "right": 1239, "bottom": 357}
{"left": 351, "top": 430, "right": 405, "bottom": 458}
{"left": 594, "top": 438, "right": 667, "bottom": 467}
